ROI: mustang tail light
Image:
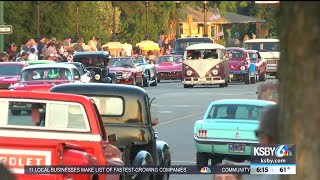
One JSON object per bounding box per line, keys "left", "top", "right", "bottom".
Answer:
{"left": 197, "top": 129, "right": 207, "bottom": 137}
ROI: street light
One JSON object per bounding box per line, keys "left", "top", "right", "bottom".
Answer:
{"left": 36, "top": 1, "right": 40, "bottom": 38}
{"left": 175, "top": 1, "right": 181, "bottom": 39}
{"left": 111, "top": 1, "right": 117, "bottom": 41}
{"left": 203, "top": 1, "right": 208, "bottom": 37}
{"left": 144, "top": 1, "right": 149, "bottom": 40}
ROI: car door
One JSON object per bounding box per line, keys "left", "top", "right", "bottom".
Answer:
{"left": 256, "top": 52, "right": 266, "bottom": 73}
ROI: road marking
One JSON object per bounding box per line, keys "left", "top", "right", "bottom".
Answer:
{"left": 158, "top": 111, "right": 173, "bottom": 114}
{"left": 171, "top": 161, "right": 196, "bottom": 164}
{"left": 158, "top": 111, "right": 205, "bottom": 126}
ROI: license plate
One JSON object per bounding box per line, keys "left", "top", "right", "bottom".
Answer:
{"left": 199, "top": 78, "right": 206, "bottom": 82}
{"left": 228, "top": 143, "right": 245, "bottom": 152}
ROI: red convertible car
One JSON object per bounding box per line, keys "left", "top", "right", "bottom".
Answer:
{"left": 0, "top": 62, "right": 26, "bottom": 89}
{"left": 155, "top": 55, "right": 183, "bottom": 83}
{"left": 109, "top": 57, "right": 144, "bottom": 87}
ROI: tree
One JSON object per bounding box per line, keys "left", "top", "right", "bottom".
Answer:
{"left": 278, "top": 2, "right": 320, "bottom": 180}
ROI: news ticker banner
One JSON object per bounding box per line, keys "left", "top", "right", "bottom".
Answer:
{"left": 24, "top": 165, "right": 295, "bottom": 175}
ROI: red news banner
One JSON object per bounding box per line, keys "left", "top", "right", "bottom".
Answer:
{"left": 24, "top": 165, "right": 251, "bottom": 174}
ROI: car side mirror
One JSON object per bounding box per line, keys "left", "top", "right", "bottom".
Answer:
{"left": 108, "top": 134, "right": 117, "bottom": 143}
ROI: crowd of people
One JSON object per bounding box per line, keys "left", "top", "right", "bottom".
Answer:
{"left": 0, "top": 32, "right": 178, "bottom": 63}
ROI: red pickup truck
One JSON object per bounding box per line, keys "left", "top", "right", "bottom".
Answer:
{"left": 0, "top": 91, "right": 123, "bottom": 180}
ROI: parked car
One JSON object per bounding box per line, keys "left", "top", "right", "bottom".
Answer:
{"left": 109, "top": 57, "right": 144, "bottom": 87}
{"left": 25, "top": 60, "right": 56, "bottom": 66}
{"left": 133, "top": 55, "right": 158, "bottom": 87}
{"left": 243, "top": 39, "right": 280, "bottom": 78}
{"left": 257, "top": 81, "right": 279, "bottom": 103}
{"left": 50, "top": 83, "right": 171, "bottom": 180}
{"left": 247, "top": 50, "right": 267, "bottom": 82}
{"left": 9, "top": 63, "right": 82, "bottom": 115}
{"left": 193, "top": 99, "right": 276, "bottom": 169}
{"left": 63, "top": 62, "right": 92, "bottom": 83}
{"left": 226, "top": 47, "right": 256, "bottom": 84}
{"left": 0, "top": 90, "right": 123, "bottom": 180}
{"left": 73, "top": 51, "right": 113, "bottom": 83}
{"left": 155, "top": 55, "right": 183, "bottom": 83}
{"left": 0, "top": 62, "right": 26, "bottom": 89}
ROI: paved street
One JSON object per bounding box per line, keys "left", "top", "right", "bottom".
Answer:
{"left": 145, "top": 77, "right": 277, "bottom": 180}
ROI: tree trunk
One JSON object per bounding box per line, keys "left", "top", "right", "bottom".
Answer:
{"left": 278, "top": 2, "right": 320, "bottom": 180}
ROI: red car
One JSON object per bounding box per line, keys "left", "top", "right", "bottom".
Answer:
{"left": 0, "top": 90, "right": 123, "bottom": 180}
{"left": 109, "top": 57, "right": 144, "bottom": 87}
{"left": 0, "top": 62, "right": 26, "bottom": 89}
{"left": 247, "top": 50, "right": 267, "bottom": 81}
{"left": 155, "top": 55, "right": 183, "bottom": 83}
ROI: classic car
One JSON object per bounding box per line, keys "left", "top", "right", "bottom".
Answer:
{"left": 9, "top": 63, "right": 82, "bottom": 115}
{"left": 73, "top": 51, "right": 113, "bottom": 83}
{"left": 63, "top": 62, "right": 92, "bottom": 83}
{"left": 109, "top": 57, "right": 144, "bottom": 87}
{"left": 25, "top": 60, "right": 56, "bottom": 66}
{"left": 0, "top": 90, "right": 123, "bottom": 180}
{"left": 257, "top": 81, "right": 279, "bottom": 103}
{"left": 182, "top": 43, "right": 230, "bottom": 88}
{"left": 243, "top": 39, "right": 280, "bottom": 78}
{"left": 226, "top": 47, "right": 256, "bottom": 84}
{"left": 133, "top": 55, "right": 157, "bottom": 86}
{"left": 247, "top": 50, "right": 267, "bottom": 82}
{"left": 193, "top": 99, "right": 276, "bottom": 169}
{"left": 50, "top": 83, "right": 171, "bottom": 180}
{"left": 0, "top": 62, "right": 26, "bottom": 89}
{"left": 171, "top": 37, "right": 213, "bottom": 56}
{"left": 155, "top": 55, "right": 183, "bottom": 83}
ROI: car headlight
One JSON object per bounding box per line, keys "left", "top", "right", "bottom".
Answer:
{"left": 186, "top": 70, "right": 193, "bottom": 76}
{"left": 240, "top": 66, "right": 245, "bottom": 71}
{"left": 95, "top": 74, "right": 101, "bottom": 80}
{"left": 212, "top": 69, "right": 218, "bottom": 75}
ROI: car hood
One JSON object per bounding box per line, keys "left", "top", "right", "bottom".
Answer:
{"left": 10, "top": 80, "right": 73, "bottom": 92}
{"left": 259, "top": 52, "right": 280, "bottom": 59}
{"left": 0, "top": 75, "right": 20, "bottom": 84}
{"left": 109, "top": 67, "right": 133, "bottom": 73}
{"left": 155, "top": 62, "right": 182, "bottom": 72}
{"left": 228, "top": 60, "right": 247, "bottom": 70}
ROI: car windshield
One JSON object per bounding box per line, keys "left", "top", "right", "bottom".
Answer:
{"left": 227, "top": 50, "right": 245, "bottom": 61}
{"left": 74, "top": 56, "right": 106, "bottom": 67}
{"left": 0, "top": 65, "right": 24, "bottom": 76}
{"left": 249, "top": 53, "right": 258, "bottom": 62}
{"left": 156, "top": 56, "right": 182, "bottom": 63}
{"left": 109, "top": 58, "right": 134, "bottom": 67}
{"left": 244, "top": 42, "right": 280, "bottom": 52}
{"left": 134, "top": 57, "right": 146, "bottom": 65}
{"left": 174, "top": 39, "right": 212, "bottom": 51}
{"left": 186, "top": 50, "right": 219, "bottom": 60}
{"left": 21, "top": 68, "right": 72, "bottom": 81}
{"left": 207, "top": 104, "right": 265, "bottom": 120}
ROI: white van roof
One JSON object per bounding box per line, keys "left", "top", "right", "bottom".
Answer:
{"left": 244, "top": 39, "right": 279, "bottom": 43}
{"left": 186, "top": 43, "right": 225, "bottom": 50}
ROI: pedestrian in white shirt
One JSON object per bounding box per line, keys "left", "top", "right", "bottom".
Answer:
{"left": 28, "top": 48, "right": 38, "bottom": 60}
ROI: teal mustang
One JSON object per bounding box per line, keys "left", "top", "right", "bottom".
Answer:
{"left": 193, "top": 99, "right": 276, "bottom": 169}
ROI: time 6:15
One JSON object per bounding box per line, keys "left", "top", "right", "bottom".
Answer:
{"left": 257, "top": 167, "right": 269, "bottom": 173}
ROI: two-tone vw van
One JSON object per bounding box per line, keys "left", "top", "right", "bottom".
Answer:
{"left": 182, "top": 43, "right": 230, "bottom": 88}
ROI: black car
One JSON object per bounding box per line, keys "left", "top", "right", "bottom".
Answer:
{"left": 171, "top": 37, "right": 213, "bottom": 56}
{"left": 73, "top": 51, "right": 114, "bottom": 83}
{"left": 50, "top": 83, "right": 171, "bottom": 180}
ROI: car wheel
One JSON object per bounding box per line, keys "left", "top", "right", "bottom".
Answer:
{"left": 251, "top": 74, "right": 256, "bottom": 84}
{"left": 11, "top": 110, "right": 21, "bottom": 116}
{"left": 196, "top": 152, "right": 209, "bottom": 170}
{"left": 211, "top": 155, "right": 223, "bottom": 166}
{"left": 244, "top": 72, "right": 251, "bottom": 84}
{"left": 183, "top": 84, "right": 193, "bottom": 88}
{"left": 132, "top": 77, "right": 136, "bottom": 86}
{"left": 143, "top": 74, "right": 150, "bottom": 87}
{"left": 150, "top": 76, "right": 158, "bottom": 86}
{"left": 157, "top": 78, "right": 160, "bottom": 83}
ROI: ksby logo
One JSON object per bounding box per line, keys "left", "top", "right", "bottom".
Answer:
{"left": 253, "top": 145, "right": 293, "bottom": 157}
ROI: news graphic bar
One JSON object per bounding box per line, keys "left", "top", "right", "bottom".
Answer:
{"left": 24, "top": 165, "right": 251, "bottom": 175}
{"left": 250, "top": 164, "right": 296, "bottom": 174}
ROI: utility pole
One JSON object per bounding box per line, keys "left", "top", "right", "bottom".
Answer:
{"left": 0, "top": 1, "right": 4, "bottom": 52}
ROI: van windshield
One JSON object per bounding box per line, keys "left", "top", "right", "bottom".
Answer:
{"left": 244, "top": 42, "right": 280, "bottom": 52}
{"left": 186, "top": 49, "right": 218, "bottom": 60}
{"left": 174, "top": 39, "right": 213, "bottom": 51}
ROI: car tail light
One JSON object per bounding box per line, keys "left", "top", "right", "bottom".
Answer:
{"left": 197, "top": 129, "right": 207, "bottom": 137}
